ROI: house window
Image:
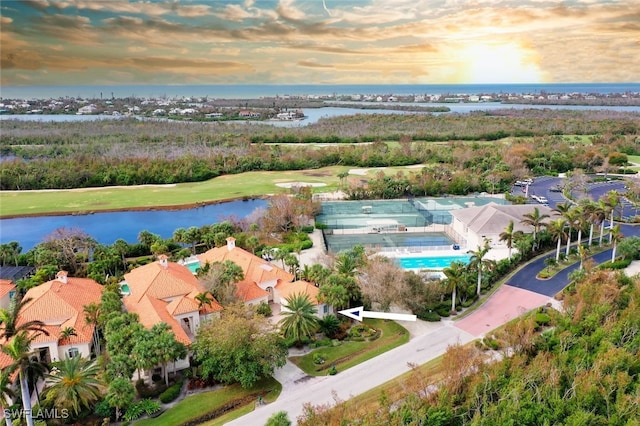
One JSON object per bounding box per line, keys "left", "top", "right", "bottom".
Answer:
{"left": 67, "top": 348, "right": 79, "bottom": 358}
{"left": 323, "top": 305, "right": 328, "bottom": 314}
{"left": 9, "top": 290, "right": 16, "bottom": 299}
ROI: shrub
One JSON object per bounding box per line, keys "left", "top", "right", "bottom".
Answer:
{"left": 159, "top": 381, "right": 183, "bottom": 404}
{"left": 136, "top": 379, "right": 167, "bottom": 399}
{"left": 417, "top": 310, "right": 441, "bottom": 322}
{"left": 328, "top": 365, "right": 338, "bottom": 375}
{"left": 300, "top": 225, "right": 315, "bottom": 233}
{"left": 266, "top": 411, "right": 292, "bottom": 426}
{"left": 256, "top": 301, "right": 272, "bottom": 317}
{"left": 534, "top": 312, "right": 551, "bottom": 327}
{"left": 94, "top": 400, "right": 113, "bottom": 419}
{"left": 313, "top": 353, "right": 325, "bottom": 365}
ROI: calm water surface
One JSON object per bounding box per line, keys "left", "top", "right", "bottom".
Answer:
{"left": 0, "top": 199, "right": 267, "bottom": 251}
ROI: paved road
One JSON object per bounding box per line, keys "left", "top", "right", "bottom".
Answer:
{"left": 226, "top": 323, "right": 474, "bottom": 425}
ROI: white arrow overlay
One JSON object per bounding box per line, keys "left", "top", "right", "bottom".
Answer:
{"left": 338, "top": 306, "right": 417, "bottom": 322}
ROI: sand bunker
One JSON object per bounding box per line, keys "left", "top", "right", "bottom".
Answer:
{"left": 276, "top": 182, "right": 328, "bottom": 188}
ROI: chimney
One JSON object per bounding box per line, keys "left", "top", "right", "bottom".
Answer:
{"left": 56, "top": 270, "right": 68, "bottom": 284}
{"left": 158, "top": 254, "right": 169, "bottom": 268}
{"left": 226, "top": 237, "right": 236, "bottom": 251}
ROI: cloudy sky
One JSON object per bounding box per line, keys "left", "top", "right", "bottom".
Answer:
{"left": 1, "top": 0, "right": 638, "bottom": 87}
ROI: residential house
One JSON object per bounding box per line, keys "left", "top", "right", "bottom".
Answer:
{"left": 0, "top": 279, "right": 16, "bottom": 310}
{"left": 450, "top": 202, "right": 554, "bottom": 250}
{"left": 197, "top": 237, "right": 294, "bottom": 305}
{"left": 276, "top": 280, "right": 332, "bottom": 319}
{"left": 121, "top": 255, "right": 222, "bottom": 370}
{"left": 15, "top": 271, "right": 103, "bottom": 363}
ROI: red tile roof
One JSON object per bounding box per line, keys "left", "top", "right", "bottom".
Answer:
{"left": 0, "top": 279, "right": 16, "bottom": 298}
{"left": 235, "top": 280, "right": 269, "bottom": 303}
{"left": 19, "top": 275, "right": 103, "bottom": 346}
{"left": 276, "top": 280, "right": 320, "bottom": 304}
{"left": 198, "top": 241, "right": 294, "bottom": 285}
{"left": 123, "top": 259, "right": 222, "bottom": 344}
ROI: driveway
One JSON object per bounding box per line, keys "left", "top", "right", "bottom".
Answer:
{"left": 226, "top": 322, "right": 474, "bottom": 425}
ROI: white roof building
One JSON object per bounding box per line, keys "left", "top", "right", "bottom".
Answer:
{"left": 450, "top": 202, "right": 554, "bottom": 250}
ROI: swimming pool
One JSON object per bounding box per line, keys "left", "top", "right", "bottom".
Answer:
{"left": 186, "top": 261, "right": 201, "bottom": 274}
{"left": 398, "top": 255, "right": 471, "bottom": 270}
{"left": 120, "top": 283, "right": 131, "bottom": 295}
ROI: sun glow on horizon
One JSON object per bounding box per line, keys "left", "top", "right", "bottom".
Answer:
{"left": 458, "top": 41, "right": 546, "bottom": 84}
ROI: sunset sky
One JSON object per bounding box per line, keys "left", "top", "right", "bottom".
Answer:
{"left": 1, "top": 0, "right": 638, "bottom": 87}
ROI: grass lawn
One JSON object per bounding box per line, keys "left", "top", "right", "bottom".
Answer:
{"left": 134, "top": 377, "right": 281, "bottom": 426}
{"left": 0, "top": 167, "right": 349, "bottom": 217}
{"left": 290, "top": 319, "right": 409, "bottom": 376}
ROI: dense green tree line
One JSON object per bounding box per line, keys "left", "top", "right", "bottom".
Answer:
{"left": 1, "top": 111, "right": 638, "bottom": 190}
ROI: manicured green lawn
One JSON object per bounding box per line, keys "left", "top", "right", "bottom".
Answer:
{"left": 134, "top": 377, "right": 281, "bottom": 426}
{"left": 0, "top": 167, "right": 348, "bottom": 217}
{"left": 290, "top": 319, "right": 409, "bottom": 376}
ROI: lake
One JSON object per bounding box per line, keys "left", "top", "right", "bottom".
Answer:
{"left": 0, "top": 199, "right": 268, "bottom": 251}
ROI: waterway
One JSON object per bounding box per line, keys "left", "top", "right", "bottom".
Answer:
{"left": 0, "top": 199, "right": 267, "bottom": 251}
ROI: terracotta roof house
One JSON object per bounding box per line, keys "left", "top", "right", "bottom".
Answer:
{"left": 198, "top": 237, "right": 294, "bottom": 305}
{"left": 13, "top": 271, "right": 103, "bottom": 363}
{"left": 276, "top": 280, "right": 333, "bottom": 319}
{"left": 0, "top": 279, "right": 16, "bottom": 310}
{"left": 450, "top": 202, "right": 554, "bottom": 250}
{"left": 122, "top": 255, "right": 222, "bottom": 347}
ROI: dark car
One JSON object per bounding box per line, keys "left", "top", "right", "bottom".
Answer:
{"left": 550, "top": 185, "right": 563, "bottom": 192}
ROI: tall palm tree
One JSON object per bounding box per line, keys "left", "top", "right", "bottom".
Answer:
{"left": 520, "top": 207, "right": 550, "bottom": 248}
{"left": 44, "top": 355, "right": 104, "bottom": 419}
{"left": 498, "top": 221, "right": 515, "bottom": 260}
{"left": 0, "top": 295, "right": 49, "bottom": 341}
{"left": 610, "top": 225, "right": 623, "bottom": 263}
{"left": 83, "top": 302, "right": 102, "bottom": 355}
{"left": 564, "top": 207, "right": 581, "bottom": 257}
{"left": 2, "top": 332, "right": 38, "bottom": 426}
{"left": 278, "top": 293, "right": 319, "bottom": 346}
{"left": 0, "top": 365, "right": 17, "bottom": 426}
{"left": 595, "top": 200, "right": 608, "bottom": 246}
{"left": 570, "top": 205, "right": 585, "bottom": 251}
{"left": 547, "top": 218, "right": 568, "bottom": 262}
{"left": 467, "top": 239, "right": 495, "bottom": 296}
{"left": 604, "top": 190, "right": 621, "bottom": 230}
{"left": 442, "top": 261, "right": 466, "bottom": 313}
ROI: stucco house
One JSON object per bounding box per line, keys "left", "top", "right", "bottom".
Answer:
{"left": 0, "top": 279, "right": 16, "bottom": 310}
{"left": 276, "top": 279, "right": 332, "bottom": 319}
{"left": 197, "top": 237, "right": 294, "bottom": 305}
{"left": 121, "top": 255, "right": 223, "bottom": 372}
{"left": 450, "top": 202, "right": 554, "bottom": 250}
{"left": 15, "top": 271, "right": 103, "bottom": 363}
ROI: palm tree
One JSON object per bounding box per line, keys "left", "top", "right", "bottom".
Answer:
{"left": 610, "top": 225, "right": 623, "bottom": 263}
{"left": 44, "top": 355, "right": 104, "bottom": 419}
{"left": 520, "top": 207, "right": 550, "bottom": 248}
{"left": 499, "top": 221, "right": 515, "bottom": 260}
{"left": 467, "top": 239, "right": 495, "bottom": 296}
{"left": 564, "top": 207, "right": 581, "bottom": 257}
{"left": 0, "top": 365, "right": 17, "bottom": 426}
{"left": 604, "top": 190, "right": 621, "bottom": 230}
{"left": 278, "top": 293, "right": 319, "bottom": 346}
{"left": 547, "top": 218, "right": 568, "bottom": 262}
{"left": 442, "top": 261, "right": 466, "bottom": 313}
{"left": 83, "top": 302, "right": 102, "bottom": 355}
{"left": 194, "top": 292, "right": 214, "bottom": 313}
{"left": 570, "top": 205, "right": 585, "bottom": 251}
{"left": 1, "top": 332, "right": 38, "bottom": 426}
{"left": 595, "top": 200, "right": 608, "bottom": 246}
{"left": 59, "top": 326, "right": 77, "bottom": 359}
{"left": 0, "top": 295, "right": 49, "bottom": 341}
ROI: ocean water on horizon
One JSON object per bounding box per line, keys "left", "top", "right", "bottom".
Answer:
{"left": 1, "top": 83, "right": 639, "bottom": 100}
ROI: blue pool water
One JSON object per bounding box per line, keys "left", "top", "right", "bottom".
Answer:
{"left": 186, "top": 262, "right": 200, "bottom": 274}
{"left": 399, "top": 255, "right": 471, "bottom": 269}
